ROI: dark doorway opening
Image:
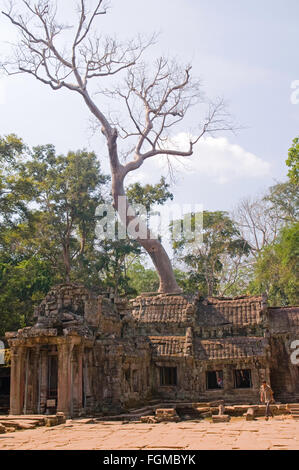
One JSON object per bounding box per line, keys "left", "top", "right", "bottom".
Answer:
{"left": 234, "top": 369, "right": 252, "bottom": 388}
{"left": 206, "top": 370, "right": 223, "bottom": 389}
{"left": 47, "top": 355, "right": 58, "bottom": 406}
{"left": 0, "top": 369, "right": 10, "bottom": 414}
{"left": 159, "top": 367, "right": 177, "bottom": 386}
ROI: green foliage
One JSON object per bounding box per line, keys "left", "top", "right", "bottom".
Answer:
{"left": 0, "top": 254, "right": 54, "bottom": 336}
{"left": 0, "top": 132, "right": 298, "bottom": 335}
{"left": 286, "top": 136, "right": 299, "bottom": 185}
{"left": 0, "top": 135, "right": 111, "bottom": 333}
{"left": 0, "top": 134, "right": 32, "bottom": 226}
{"left": 249, "top": 222, "right": 299, "bottom": 306}
{"left": 0, "top": 134, "right": 24, "bottom": 163}
{"left": 126, "top": 177, "right": 173, "bottom": 211}
{"left": 19, "top": 145, "right": 110, "bottom": 282}
{"left": 127, "top": 259, "right": 159, "bottom": 294}
{"left": 172, "top": 211, "right": 251, "bottom": 296}
{"left": 265, "top": 180, "right": 299, "bottom": 223}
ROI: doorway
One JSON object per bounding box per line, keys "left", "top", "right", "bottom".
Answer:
{"left": 47, "top": 355, "right": 58, "bottom": 411}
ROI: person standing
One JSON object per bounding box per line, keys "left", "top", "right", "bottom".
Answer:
{"left": 260, "top": 381, "right": 274, "bottom": 420}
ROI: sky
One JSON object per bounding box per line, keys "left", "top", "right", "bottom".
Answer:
{"left": 0, "top": 0, "right": 298, "bottom": 215}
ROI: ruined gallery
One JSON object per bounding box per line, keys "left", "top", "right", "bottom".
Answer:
{"left": 3, "top": 284, "right": 299, "bottom": 417}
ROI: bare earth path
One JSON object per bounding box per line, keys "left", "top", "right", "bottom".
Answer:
{"left": 0, "top": 417, "right": 298, "bottom": 450}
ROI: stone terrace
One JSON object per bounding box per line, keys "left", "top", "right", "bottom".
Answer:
{"left": 0, "top": 417, "right": 298, "bottom": 450}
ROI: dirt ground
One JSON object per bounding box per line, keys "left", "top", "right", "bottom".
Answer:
{"left": 0, "top": 416, "right": 298, "bottom": 450}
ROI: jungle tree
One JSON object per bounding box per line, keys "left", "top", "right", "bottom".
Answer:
{"left": 2, "top": 0, "right": 232, "bottom": 292}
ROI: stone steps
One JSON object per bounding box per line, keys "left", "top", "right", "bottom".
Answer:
{"left": 0, "top": 415, "right": 46, "bottom": 431}
{"left": 287, "top": 404, "right": 299, "bottom": 419}
{"left": 0, "top": 413, "right": 66, "bottom": 432}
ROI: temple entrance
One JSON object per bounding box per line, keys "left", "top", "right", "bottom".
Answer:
{"left": 47, "top": 354, "right": 58, "bottom": 412}
{"left": 0, "top": 340, "right": 10, "bottom": 415}
{"left": 0, "top": 368, "right": 10, "bottom": 414}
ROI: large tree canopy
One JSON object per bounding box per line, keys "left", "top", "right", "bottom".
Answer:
{"left": 0, "top": 136, "right": 110, "bottom": 335}
{"left": 286, "top": 136, "right": 299, "bottom": 185}
{"left": 1, "top": 0, "right": 233, "bottom": 293}
{"left": 250, "top": 222, "right": 299, "bottom": 306}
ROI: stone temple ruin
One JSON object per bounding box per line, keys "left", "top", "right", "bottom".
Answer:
{"left": 4, "top": 284, "right": 299, "bottom": 417}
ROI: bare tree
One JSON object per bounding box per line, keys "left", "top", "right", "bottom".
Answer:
{"left": 217, "top": 252, "right": 253, "bottom": 297}
{"left": 232, "top": 196, "right": 282, "bottom": 258}
{"left": 1, "top": 0, "right": 233, "bottom": 293}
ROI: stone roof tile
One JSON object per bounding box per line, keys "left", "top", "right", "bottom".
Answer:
{"left": 196, "top": 296, "right": 264, "bottom": 326}
{"left": 268, "top": 306, "right": 299, "bottom": 333}
{"left": 194, "top": 337, "right": 268, "bottom": 360}
{"left": 149, "top": 336, "right": 186, "bottom": 356}
{"left": 130, "top": 294, "right": 196, "bottom": 324}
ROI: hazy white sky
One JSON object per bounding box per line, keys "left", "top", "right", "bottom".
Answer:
{"left": 0, "top": 0, "right": 298, "bottom": 213}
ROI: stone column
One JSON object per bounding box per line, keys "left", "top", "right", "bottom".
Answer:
{"left": 10, "top": 346, "right": 26, "bottom": 415}
{"left": 29, "top": 347, "right": 41, "bottom": 414}
{"left": 57, "top": 342, "right": 73, "bottom": 417}
{"left": 23, "top": 348, "right": 30, "bottom": 414}
{"left": 39, "top": 349, "right": 48, "bottom": 414}
{"left": 83, "top": 349, "right": 95, "bottom": 412}
{"left": 223, "top": 365, "right": 233, "bottom": 393}
{"left": 71, "top": 345, "right": 84, "bottom": 416}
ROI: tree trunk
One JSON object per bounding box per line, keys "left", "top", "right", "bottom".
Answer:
{"left": 112, "top": 170, "right": 181, "bottom": 294}
{"left": 62, "top": 243, "right": 71, "bottom": 283}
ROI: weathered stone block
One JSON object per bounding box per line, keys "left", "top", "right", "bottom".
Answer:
{"left": 200, "top": 412, "right": 212, "bottom": 418}
{"left": 155, "top": 408, "right": 180, "bottom": 422}
{"left": 45, "top": 417, "right": 58, "bottom": 427}
{"left": 212, "top": 415, "right": 230, "bottom": 423}
{"left": 56, "top": 412, "right": 66, "bottom": 424}
{"left": 245, "top": 408, "right": 256, "bottom": 420}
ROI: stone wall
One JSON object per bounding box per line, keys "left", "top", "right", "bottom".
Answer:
{"left": 5, "top": 286, "right": 299, "bottom": 417}
{"left": 267, "top": 307, "right": 299, "bottom": 401}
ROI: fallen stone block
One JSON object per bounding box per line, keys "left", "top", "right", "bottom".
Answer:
{"left": 3, "top": 420, "right": 37, "bottom": 430}
{"left": 200, "top": 412, "right": 212, "bottom": 418}
{"left": 155, "top": 408, "right": 176, "bottom": 417}
{"left": 45, "top": 416, "right": 58, "bottom": 427}
{"left": 224, "top": 406, "right": 235, "bottom": 415}
{"left": 56, "top": 412, "right": 66, "bottom": 424}
{"left": 0, "top": 423, "right": 6, "bottom": 434}
{"left": 140, "top": 416, "right": 157, "bottom": 424}
{"left": 196, "top": 407, "right": 210, "bottom": 413}
{"left": 78, "top": 418, "right": 95, "bottom": 424}
{"left": 245, "top": 408, "right": 256, "bottom": 421}
{"left": 154, "top": 408, "right": 180, "bottom": 423}
{"left": 212, "top": 415, "right": 231, "bottom": 423}
{"left": 4, "top": 427, "right": 16, "bottom": 433}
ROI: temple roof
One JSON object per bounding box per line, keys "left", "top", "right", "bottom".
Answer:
{"left": 149, "top": 335, "right": 186, "bottom": 356}
{"left": 268, "top": 306, "right": 299, "bottom": 333}
{"left": 196, "top": 295, "right": 265, "bottom": 327}
{"left": 194, "top": 337, "right": 269, "bottom": 360}
{"left": 148, "top": 335, "right": 269, "bottom": 360}
{"left": 130, "top": 294, "right": 197, "bottom": 324}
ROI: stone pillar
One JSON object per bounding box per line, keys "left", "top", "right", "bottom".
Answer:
{"left": 39, "top": 349, "right": 48, "bottom": 414}
{"left": 223, "top": 365, "right": 233, "bottom": 393}
{"left": 10, "top": 346, "right": 26, "bottom": 415}
{"left": 71, "top": 345, "right": 83, "bottom": 416}
{"left": 22, "top": 347, "right": 41, "bottom": 414}
{"left": 83, "top": 349, "right": 94, "bottom": 411}
{"left": 251, "top": 364, "right": 260, "bottom": 390}
{"left": 23, "top": 348, "right": 30, "bottom": 414}
{"left": 57, "top": 342, "right": 73, "bottom": 417}
{"left": 30, "top": 347, "right": 41, "bottom": 414}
